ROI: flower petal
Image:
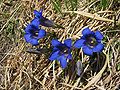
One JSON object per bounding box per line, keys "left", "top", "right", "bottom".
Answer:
{"left": 30, "top": 38, "right": 39, "bottom": 46}
{"left": 67, "top": 53, "right": 72, "bottom": 60}
{"left": 51, "top": 39, "right": 62, "bottom": 47}
{"left": 95, "top": 31, "right": 103, "bottom": 40}
{"left": 49, "top": 51, "right": 60, "bottom": 61}
{"left": 58, "top": 55, "right": 67, "bottom": 68}
{"left": 74, "top": 39, "right": 85, "bottom": 48}
{"left": 93, "top": 43, "right": 104, "bottom": 52}
{"left": 81, "top": 36, "right": 86, "bottom": 39}
{"left": 24, "top": 34, "right": 32, "bottom": 42}
{"left": 64, "top": 39, "right": 72, "bottom": 48}
{"left": 96, "top": 39, "right": 102, "bottom": 43}
{"left": 31, "top": 18, "right": 40, "bottom": 29}
{"left": 82, "top": 46, "right": 93, "bottom": 56}
{"left": 25, "top": 24, "right": 32, "bottom": 34}
{"left": 82, "top": 27, "right": 92, "bottom": 36}
{"left": 34, "top": 10, "right": 42, "bottom": 18}
{"left": 53, "top": 47, "right": 59, "bottom": 52}
{"left": 38, "top": 29, "right": 46, "bottom": 39}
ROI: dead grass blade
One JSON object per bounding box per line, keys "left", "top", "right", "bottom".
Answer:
{"left": 64, "top": 11, "right": 114, "bottom": 22}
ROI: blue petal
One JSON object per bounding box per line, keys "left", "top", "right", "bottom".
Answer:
{"left": 64, "top": 39, "right": 72, "bottom": 48}
{"left": 82, "top": 28, "right": 92, "bottom": 36}
{"left": 81, "top": 36, "right": 86, "bottom": 39}
{"left": 24, "top": 33, "right": 39, "bottom": 46}
{"left": 49, "top": 51, "right": 60, "bottom": 61}
{"left": 95, "top": 31, "right": 103, "bottom": 40}
{"left": 51, "top": 39, "right": 62, "bottom": 47}
{"left": 82, "top": 46, "right": 93, "bottom": 56}
{"left": 53, "top": 47, "right": 59, "bottom": 52}
{"left": 96, "top": 39, "right": 102, "bottom": 43}
{"left": 24, "top": 34, "right": 31, "bottom": 42}
{"left": 31, "top": 18, "right": 40, "bottom": 29}
{"left": 34, "top": 10, "right": 42, "bottom": 18}
{"left": 38, "top": 29, "right": 46, "bottom": 39}
{"left": 58, "top": 55, "right": 67, "bottom": 68}
{"left": 30, "top": 38, "right": 39, "bottom": 46}
{"left": 25, "top": 24, "right": 32, "bottom": 34}
{"left": 93, "top": 43, "right": 104, "bottom": 52}
{"left": 74, "top": 39, "right": 85, "bottom": 48}
{"left": 67, "top": 53, "right": 72, "bottom": 60}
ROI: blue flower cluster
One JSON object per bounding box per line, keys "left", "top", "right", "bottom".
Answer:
{"left": 49, "top": 39, "right": 72, "bottom": 68}
{"left": 74, "top": 28, "right": 104, "bottom": 56}
{"left": 24, "top": 22, "right": 46, "bottom": 46}
{"left": 49, "top": 28, "right": 104, "bottom": 68}
{"left": 24, "top": 10, "right": 104, "bottom": 69}
{"left": 24, "top": 10, "right": 57, "bottom": 46}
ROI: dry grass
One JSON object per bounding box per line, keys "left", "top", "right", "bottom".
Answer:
{"left": 0, "top": 0, "right": 120, "bottom": 90}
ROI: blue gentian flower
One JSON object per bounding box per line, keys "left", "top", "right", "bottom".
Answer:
{"left": 24, "top": 21, "right": 46, "bottom": 46}
{"left": 34, "top": 10, "right": 55, "bottom": 27}
{"left": 49, "top": 39, "right": 72, "bottom": 68}
{"left": 34, "top": 10, "right": 64, "bottom": 29}
{"left": 74, "top": 28, "right": 104, "bottom": 56}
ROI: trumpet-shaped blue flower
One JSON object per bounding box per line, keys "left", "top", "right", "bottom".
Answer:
{"left": 49, "top": 39, "right": 72, "bottom": 68}
{"left": 34, "top": 10, "right": 64, "bottom": 28}
{"left": 34, "top": 10, "right": 55, "bottom": 27}
{"left": 74, "top": 28, "right": 104, "bottom": 56}
{"left": 24, "top": 20, "right": 46, "bottom": 46}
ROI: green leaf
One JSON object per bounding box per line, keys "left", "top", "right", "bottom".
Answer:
{"left": 51, "top": 0, "right": 63, "bottom": 16}
{"left": 117, "top": 63, "right": 120, "bottom": 71}
{"left": 64, "top": 0, "right": 69, "bottom": 10}
{"left": 69, "top": 0, "right": 77, "bottom": 10}
{"left": 100, "top": 0, "right": 108, "bottom": 9}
